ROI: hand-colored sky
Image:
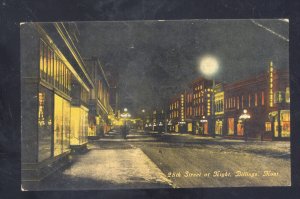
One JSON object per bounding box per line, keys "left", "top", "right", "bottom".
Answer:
{"left": 76, "top": 19, "right": 288, "bottom": 115}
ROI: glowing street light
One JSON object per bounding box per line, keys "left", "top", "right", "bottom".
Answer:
{"left": 198, "top": 55, "right": 220, "bottom": 138}
{"left": 142, "top": 109, "right": 145, "bottom": 113}
{"left": 124, "top": 108, "right": 128, "bottom": 112}
{"left": 198, "top": 55, "right": 219, "bottom": 78}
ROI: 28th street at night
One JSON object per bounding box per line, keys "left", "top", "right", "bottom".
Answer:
{"left": 20, "top": 19, "right": 290, "bottom": 190}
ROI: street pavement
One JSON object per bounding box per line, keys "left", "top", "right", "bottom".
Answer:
{"left": 39, "top": 129, "right": 290, "bottom": 189}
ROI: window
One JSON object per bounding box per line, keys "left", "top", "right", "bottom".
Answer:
{"left": 228, "top": 118, "right": 234, "bottom": 135}
{"left": 237, "top": 122, "right": 244, "bottom": 136}
{"left": 262, "top": 91, "right": 265, "bottom": 106}
{"left": 54, "top": 94, "right": 71, "bottom": 157}
{"left": 237, "top": 97, "right": 240, "bottom": 109}
{"left": 255, "top": 93, "right": 258, "bottom": 106}
{"left": 242, "top": 96, "right": 244, "bottom": 108}
{"left": 188, "top": 123, "right": 193, "bottom": 132}
{"left": 70, "top": 106, "right": 88, "bottom": 146}
{"left": 215, "top": 120, "right": 223, "bottom": 135}
{"left": 248, "top": 94, "right": 251, "bottom": 107}
{"left": 39, "top": 41, "right": 45, "bottom": 79}
{"left": 265, "top": 122, "right": 271, "bottom": 132}
{"left": 233, "top": 97, "right": 235, "bottom": 108}
{"left": 40, "top": 40, "right": 71, "bottom": 96}
{"left": 285, "top": 87, "right": 290, "bottom": 103}
{"left": 38, "top": 86, "right": 53, "bottom": 162}
{"left": 281, "top": 112, "right": 290, "bottom": 137}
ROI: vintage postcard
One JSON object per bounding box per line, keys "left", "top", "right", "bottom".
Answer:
{"left": 21, "top": 19, "right": 290, "bottom": 190}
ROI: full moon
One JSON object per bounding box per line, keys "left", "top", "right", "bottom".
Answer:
{"left": 198, "top": 55, "right": 219, "bottom": 77}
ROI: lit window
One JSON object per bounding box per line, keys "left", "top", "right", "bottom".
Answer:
{"left": 262, "top": 91, "right": 265, "bottom": 106}
{"left": 255, "top": 93, "right": 258, "bottom": 106}
{"left": 248, "top": 94, "right": 251, "bottom": 107}
{"left": 233, "top": 97, "right": 235, "bottom": 108}
{"left": 242, "top": 96, "right": 244, "bottom": 108}
{"left": 265, "top": 122, "right": 271, "bottom": 131}
{"left": 285, "top": 87, "right": 290, "bottom": 103}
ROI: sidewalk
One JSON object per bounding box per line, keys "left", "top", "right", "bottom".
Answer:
{"left": 39, "top": 144, "right": 173, "bottom": 190}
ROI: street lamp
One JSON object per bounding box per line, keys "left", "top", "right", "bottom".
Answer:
{"left": 120, "top": 109, "right": 131, "bottom": 138}
{"left": 141, "top": 109, "right": 146, "bottom": 130}
{"left": 198, "top": 55, "right": 219, "bottom": 138}
{"left": 239, "top": 109, "right": 251, "bottom": 141}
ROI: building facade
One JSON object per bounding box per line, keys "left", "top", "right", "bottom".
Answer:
{"left": 223, "top": 62, "right": 290, "bottom": 140}
{"left": 169, "top": 95, "right": 180, "bottom": 132}
{"left": 167, "top": 62, "right": 290, "bottom": 141}
{"left": 191, "top": 78, "right": 213, "bottom": 135}
{"left": 214, "top": 83, "right": 225, "bottom": 136}
{"left": 21, "top": 23, "right": 116, "bottom": 189}
{"left": 84, "top": 58, "right": 114, "bottom": 138}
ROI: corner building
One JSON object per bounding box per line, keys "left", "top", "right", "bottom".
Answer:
{"left": 21, "top": 23, "right": 100, "bottom": 189}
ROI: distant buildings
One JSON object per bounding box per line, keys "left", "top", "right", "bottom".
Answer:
{"left": 21, "top": 23, "right": 117, "bottom": 189}
{"left": 166, "top": 62, "right": 290, "bottom": 141}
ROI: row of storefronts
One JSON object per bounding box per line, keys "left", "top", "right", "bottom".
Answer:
{"left": 21, "top": 22, "right": 116, "bottom": 188}
{"left": 166, "top": 62, "right": 290, "bottom": 141}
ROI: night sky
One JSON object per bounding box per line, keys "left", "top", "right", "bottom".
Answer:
{"left": 75, "top": 19, "right": 288, "bottom": 116}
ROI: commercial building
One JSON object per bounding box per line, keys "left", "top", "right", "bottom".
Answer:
{"left": 223, "top": 62, "right": 290, "bottom": 140}
{"left": 167, "top": 62, "right": 290, "bottom": 140}
{"left": 168, "top": 95, "right": 180, "bottom": 132}
{"left": 21, "top": 22, "right": 116, "bottom": 189}
{"left": 84, "top": 57, "right": 115, "bottom": 138}
{"left": 190, "top": 78, "right": 213, "bottom": 135}
{"left": 214, "top": 83, "right": 225, "bottom": 136}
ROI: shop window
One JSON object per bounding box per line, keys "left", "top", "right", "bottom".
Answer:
{"left": 38, "top": 86, "right": 53, "bottom": 162}
{"left": 237, "top": 122, "right": 244, "bottom": 136}
{"left": 281, "top": 112, "right": 290, "bottom": 137}
{"left": 265, "top": 122, "right": 271, "bottom": 132}
{"left": 70, "top": 107, "right": 89, "bottom": 145}
{"left": 203, "top": 123, "right": 208, "bottom": 134}
{"left": 62, "top": 99, "right": 70, "bottom": 152}
{"left": 188, "top": 123, "right": 193, "bottom": 132}
{"left": 54, "top": 94, "right": 63, "bottom": 156}
{"left": 215, "top": 120, "right": 223, "bottom": 135}
{"left": 228, "top": 118, "right": 234, "bottom": 135}
{"left": 54, "top": 94, "right": 71, "bottom": 156}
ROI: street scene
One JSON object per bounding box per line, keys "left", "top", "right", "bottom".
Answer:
{"left": 37, "top": 129, "right": 290, "bottom": 190}
{"left": 20, "top": 19, "right": 289, "bottom": 190}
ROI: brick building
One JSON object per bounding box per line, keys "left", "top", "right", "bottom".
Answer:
{"left": 167, "top": 61, "right": 290, "bottom": 140}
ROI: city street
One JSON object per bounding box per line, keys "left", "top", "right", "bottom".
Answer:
{"left": 38, "top": 129, "right": 290, "bottom": 190}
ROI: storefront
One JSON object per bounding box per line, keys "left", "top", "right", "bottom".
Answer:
{"left": 237, "top": 120, "right": 244, "bottom": 136}
{"left": 215, "top": 119, "right": 223, "bottom": 135}
{"left": 187, "top": 122, "right": 193, "bottom": 133}
{"left": 21, "top": 23, "right": 93, "bottom": 188}
{"left": 38, "top": 38, "right": 73, "bottom": 161}
{"left": 227, "top": 117, "right": 235, "bottom": 136}
{"left": 271, "top": 110, "right": 290, "bottom": 139}
{"left": 70, "top": 106, "right": 89, "bottom": 147}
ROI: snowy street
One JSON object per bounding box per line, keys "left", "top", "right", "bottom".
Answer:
{"left": 39, "top": 130, "right": 290, "bottom": 189}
